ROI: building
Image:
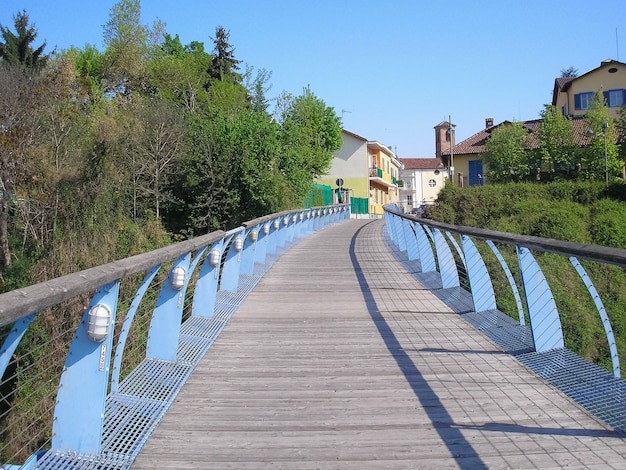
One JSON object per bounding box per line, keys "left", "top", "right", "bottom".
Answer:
{"left": 442, "top": 59, "right": 626, "bottom": 186}
{"left": 553, "top": 59, "right": 626, "bottom": 119}
{"left": 398, "top": 158, "right": 446, "bottom": 213}
{"left": 317, "top": 130, "right": 402, "bottom": 217}
{"left": 441, "top": 117, "right": 601, "bottom": 186}
{"left": 367, "top": 140, "right": 402, "bottom": 216}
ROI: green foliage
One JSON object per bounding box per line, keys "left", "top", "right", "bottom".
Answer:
{"left": 431, "top": 181, "right": 626, "bottom": 374}
{"left": 589, "top": 199, "right": 626, "bottom": 248}
{"left": 482, "top": 122, "right": 530, "bottom": 183}
{"left": 278, "top": 86, "right": 343, "bottom": 202}
{"left": 580, "top": 91, "right": 620, "bottom": 182}
{"left": 206, "top": 26, "right": 242, "bottom": 85}
{"left": 537, "top": 105, "right": 578, "bottom": 174}
{"left": 0, "top": 10, "right": 48, "bottom": 70}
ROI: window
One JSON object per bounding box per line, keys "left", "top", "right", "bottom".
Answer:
{"left": 605, "top": 89, "right": 625, "bottom": 107}
{"left": 574, "top": 92, "right": 593, "bottom": 110}
{"left": 407, "top": 195, "right": 413, "bottom": 205}
{"left": 428, "top": 179, "right": 437, "bottom": 188}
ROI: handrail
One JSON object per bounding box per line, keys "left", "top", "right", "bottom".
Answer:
{"left": 0, "top": 203, "right": 350, "bottom": 469}
{"left": 0, "top": 231, "right": 226, "bottom": 325}
{"left": 383, "top": 203, "right": 626, "bottom": 437}
{"left": 385, "top": 206, "right": 626, "bottom": 267}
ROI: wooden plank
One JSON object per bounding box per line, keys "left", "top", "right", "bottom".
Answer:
{"left": 131, "top": 219, "right": 626, "bottom": 469}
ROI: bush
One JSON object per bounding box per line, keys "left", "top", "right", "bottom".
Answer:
{"left": 589, "top": 199, "right": 626, "bottom": 248}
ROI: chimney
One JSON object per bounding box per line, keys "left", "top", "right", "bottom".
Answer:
{"left": 485, "top": 118, "right": 494, "bottom": 128}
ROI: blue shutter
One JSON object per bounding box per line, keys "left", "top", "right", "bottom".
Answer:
{"left": 574, "top": 93, "right": 581, "bottom": 110}
{"left": 603, "top": 91, "right": 610, "bottom": 106}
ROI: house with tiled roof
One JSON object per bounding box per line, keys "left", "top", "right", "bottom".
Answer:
{"left": 441, "top": 116, "right": 600, "bottom": 186}
{"left": 441, "top": 59, "right": 626, "bottom": 186}
{"left": 317, "top": 129, "right": 402, "bottom": 217}
{"left": 553, "top": 59, "right": 626, "bottom": 119}
{"left": 398, "top": 157, "right": 446, "bottom": 213}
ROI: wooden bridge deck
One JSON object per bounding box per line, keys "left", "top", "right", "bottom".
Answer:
{"left": 130, "top": 219, "right": 626, "bottom": 469}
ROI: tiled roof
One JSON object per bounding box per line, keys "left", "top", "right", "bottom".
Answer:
{"left": 441, "top": 116, "right": 597, "bottom": 156}
{"left": 399, "top": 158, "right": 444, "bottom": 170}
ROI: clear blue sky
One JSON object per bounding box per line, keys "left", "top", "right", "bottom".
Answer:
{"left": 1, "top": 1, "right": 625, "bottom": 157}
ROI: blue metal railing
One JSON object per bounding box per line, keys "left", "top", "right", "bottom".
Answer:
{"left": 383, "top": 204, "right": 626, "bottom": 435}
{"left": 0, "top": 205, "right": 350, "bottom": 469}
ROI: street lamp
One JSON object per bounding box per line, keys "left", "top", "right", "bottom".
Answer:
{"left": 602, "top": 121, "right": 608, "bottom": 189}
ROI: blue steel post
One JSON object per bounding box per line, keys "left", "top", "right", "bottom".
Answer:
{"left": 413, "top": 221, "right": 436, "bottom": 272}
{"left": 266, "top": 219, "right": 280, "bottom": 255}
{"left": 388, "top": 213, "right": 404, "bottom": 251}
{"left": 446, "top": 232, "right": 467, "bottom": 271}
{"left": 0, "top": 313, "right": 36, "bottom": 379}
{"left": 111, "top": 265, "right": 161, "bottom": 393}
{"left": 294, "top": 212, "right": 305, "bottom": 238}
{"left": 461, "top": 235, "right": 496, "bottom": 312}
{"left": 286, "top": 214, "right": 296, "bottom": 242}
{"left": 570, "top": 257, "right": 621, "bottom": 378}
{"left": 254, "top": 223, "right": 269, "bottom": 265}
{"left": 485, "top": 240, "right": 526, "bottom": 325}
{"left": 220, "top": 232, "right": 244, "bottom": 292}
{"left": 517, "top": 246, "right": 564, "bottom": 352}
{"left": 240, "top": 229, "right": 257, "bottom": 275}
{"left": 276, "top": 217, "right": 288, "bottom": 248}
{"left": 146, "top": 254, "right": 191, "bottom": 361}
{"left": 432, "top": 228, "right": 460, "bottom": 288}
{"left": 314, "top": 209, "right": 322, "bottom": 231}
{"left": 403, "top": 219, "right": 420, "bottom": 261}
{"left": 192, "top": 240, "right": 224, "bottom": 317}
{"left": 52, "top": 280, "right": 120, "bottom": 454}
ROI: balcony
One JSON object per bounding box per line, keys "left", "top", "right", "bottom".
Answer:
{"left": 369, "top": 167, "right": 396, "bottom": 188}
{"left": 369, "top": 167, "right": 383, "bottom": 178}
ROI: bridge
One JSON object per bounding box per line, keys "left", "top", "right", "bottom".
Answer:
{"left": 1, "top": 205, "right": 626, "bottom": 468}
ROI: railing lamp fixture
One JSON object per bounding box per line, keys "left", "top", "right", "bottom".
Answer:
{"left": 209, "top": 249, "right": 221, "bottom": 267}
{"left": 87, "top": 303, "right": 113, "bottom": 342}
{"left": 234, "top": 237, "right": 244, "bottom": 252}
{"left": 171, "top": 266, "right": 186, "bottom": 290}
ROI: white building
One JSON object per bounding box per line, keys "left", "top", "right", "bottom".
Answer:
{"left": 398, "top": 158, "right": 446, "bottom": 213}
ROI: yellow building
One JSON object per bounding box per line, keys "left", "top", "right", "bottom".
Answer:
{"left": 553, "top": 59, "right": 626, "bottom": 119}
{"left": 317, "top": 130, "right": 401, "bottom": 217}
{"left": 367, "top": 141, "right": 402, "bottom": 216}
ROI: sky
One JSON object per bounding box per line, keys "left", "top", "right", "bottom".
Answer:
{"left": 1, "top": 0, "right": 625, "bottom": 158}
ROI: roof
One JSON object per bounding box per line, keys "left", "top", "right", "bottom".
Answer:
{"left": 441, "top": 116, "right": 595, "bottom": 156}
{"left": 399, "top": 158, "right": 444, "bottom": 170}
{"left": 341, "top": 129, "right": 368, "bottom": 142}
{"left": 552, "top": 59, "right": 626, "bottom": 105}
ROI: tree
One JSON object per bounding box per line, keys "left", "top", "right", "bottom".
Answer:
{"left": 0, "top": 10, "right": 48, "bottom": 70}
{"left": 148, "top": 35, "right": 211, "bottom": 112}
{"left": 537, "top": 105, "right": 578, "bottom": 176}
{"left": 0, "top": 65, "right": 38, "bottom": 268}
{"left": 482, "top": 122, "right": 530, "bottom": 183}
{"left": 206, "top": 26, "right": 241, "bottom": 86}
{"left": 581, "top": 91, "right": 620, "bottom": 183}
{"left": 130, "top": 99, "right": 186, "bottom": 219}
{"left": 278, "top": 87, "right": 342, "bottom": 202}
{"left": 560, "top": 66, "right": 578, "bottom": 78}
{"left": 102, "top": 0, "right": 149, "bottom": 94}
{"left": 244, "top": 66, "right": 273, "bottom": 113}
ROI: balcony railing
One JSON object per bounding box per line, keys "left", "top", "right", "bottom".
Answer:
{"left": 369, "top": 167, "right": 383, "bottom": 178}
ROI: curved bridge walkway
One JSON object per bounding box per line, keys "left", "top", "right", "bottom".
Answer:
{"left": 131, "top": 219, "right": 626, "bottom": 469}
